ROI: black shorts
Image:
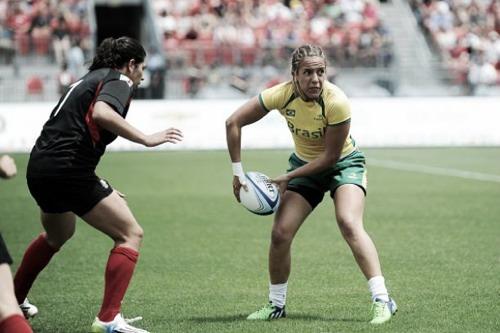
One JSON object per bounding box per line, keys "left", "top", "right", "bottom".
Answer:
{"left": 27, "top": 175, "right": 114, "bottom": 216}
{"left": 0, "top": 233, "right": 13, "bottom": 265}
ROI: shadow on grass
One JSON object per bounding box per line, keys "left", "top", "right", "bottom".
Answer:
{"left": 188, "top": 313, "right": 365, "bottom": 323}
{"left": 188, "top": 314, "right": 247, "bottom": 323}
{"left": 288, "top": 313, "right": 365, "bottom": 323}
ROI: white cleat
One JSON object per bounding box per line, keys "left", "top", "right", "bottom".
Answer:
{"left": 91, "top": 313, "right": 150, "bottom": 333}
{"left": 20, "top": 298, "right": 38, "bottom": 319}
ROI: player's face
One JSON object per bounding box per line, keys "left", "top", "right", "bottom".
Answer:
{"left": 294, "top": 56, "right": 326, "bottom": 100}
{"left": 128, "top": 60, "right": 147, "bottom": 86}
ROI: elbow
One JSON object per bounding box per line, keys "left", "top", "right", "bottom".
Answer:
{"left": 225, "top": 116, "right": 237, "bottom": 132}
{"left": 324, "top": 153, "right": 340, "bottom": 167}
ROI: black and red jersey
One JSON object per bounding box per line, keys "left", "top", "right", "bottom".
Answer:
{"left": 28, "top": 68, "right": 135, "bottom": 177}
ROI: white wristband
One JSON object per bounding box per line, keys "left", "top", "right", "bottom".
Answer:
{"left": 232, "top": 162, "right": 245, "bottom": 177}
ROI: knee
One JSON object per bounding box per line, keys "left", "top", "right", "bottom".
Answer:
{"left": 271, "top": 227, "right": 293, "bottom": 248}
{"left": 337, "top": 214, "right": 362, "bottom": 240}
{"left": 122, "top": 224, "right": 144, "bottom": 247}
{"left": 45, "top": 228, "right": 74, "bottom": 249}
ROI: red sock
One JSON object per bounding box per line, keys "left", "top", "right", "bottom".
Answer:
{"left": 0, "top": 314, "right": 33, "bottom": 333}
{"left": 97, "top": 246, "right": 139, "bottom": 322}
{"left": 14, "top": 233, "right": 59, "bottom": 304}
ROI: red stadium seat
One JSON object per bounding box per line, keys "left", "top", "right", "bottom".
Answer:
{"left": 26, "top": 76, "right": 44, "bottom": 97}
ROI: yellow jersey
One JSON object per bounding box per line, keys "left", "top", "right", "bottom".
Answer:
{"left": 259, "top": 80, "right": 355, "bottom": 162}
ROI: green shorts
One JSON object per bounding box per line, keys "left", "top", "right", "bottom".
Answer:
{"left": 287, "top": 150, "right": 367, "bottom": 209}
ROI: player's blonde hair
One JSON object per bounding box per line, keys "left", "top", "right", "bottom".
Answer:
{"left": 290, "top": 44, "right": 327, "bottom": 75}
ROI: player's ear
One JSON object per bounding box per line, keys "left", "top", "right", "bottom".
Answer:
{"left": 128, "top": 59, "right": 136, "bottom": 72}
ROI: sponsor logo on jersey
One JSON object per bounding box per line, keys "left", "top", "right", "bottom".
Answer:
{"left": 100, "top": 179, "right": 109, "bottom": 189}
{"left": 287, "top": 120, "right": 325, "bottom": 139}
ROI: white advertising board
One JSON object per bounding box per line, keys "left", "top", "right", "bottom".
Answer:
{"left": 0, "top": 97, "right": 499, "bottom": 153}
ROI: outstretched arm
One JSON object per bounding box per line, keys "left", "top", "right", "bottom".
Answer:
{"left": 225, "top": 96, "right": 267, "bottom": 201}
{"left": 92, "top": 101, "right": 183, "bottom": 147}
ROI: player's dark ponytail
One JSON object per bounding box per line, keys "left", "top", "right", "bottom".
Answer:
{"left": 89, "top": 36, "right": 146, "bottom": 71}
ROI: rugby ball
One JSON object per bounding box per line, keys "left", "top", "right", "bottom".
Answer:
{"left": 240, "top": 171, "right": 280, "bottom": 216}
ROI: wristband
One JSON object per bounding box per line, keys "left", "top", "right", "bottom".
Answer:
{"left": 232, "top": 162, "right": 245, "bottom": 177}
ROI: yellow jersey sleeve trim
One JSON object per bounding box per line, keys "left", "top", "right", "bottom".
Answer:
{"left": 258, "top": 93, "right": 270, "bottom": 113}
{"left": 327, "top": 118, "right": 351, "bottom": 127}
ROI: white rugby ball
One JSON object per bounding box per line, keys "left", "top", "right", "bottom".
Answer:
{"left": 240, "top": 171, "right": 280, "bottom": 216}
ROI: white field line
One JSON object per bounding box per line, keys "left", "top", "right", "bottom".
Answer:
{"left": 368, "top": 159, "right": 500, "bottom": 183}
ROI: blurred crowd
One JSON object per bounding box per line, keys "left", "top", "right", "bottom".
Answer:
{"left": 154, "top": 0, "right": 394, "bottom": 69}
{"left": 0, "top": 0, "right": 90, "bottom": 92}
{"left": 410, "top": 0, "right": 500, "bottom": 92}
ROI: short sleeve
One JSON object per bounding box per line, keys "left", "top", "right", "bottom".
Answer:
{"left": 258, "top": 82, "right": 293, "bottom": 113}
{"left": 96, "top": 80, "right": 132, "bottom": 115}
{"left": 326, "top": 90, "right": 351, "bottom": 126}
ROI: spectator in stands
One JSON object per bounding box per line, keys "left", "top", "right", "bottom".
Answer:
{"left": 51, "top": 15, "right": 71, "bottom": 66}
{"left": 5, "top": 0, "right": 91, "bottom": 60}
{"left": 5, "top": 2, "right": 31, "bottom": 55}
{"left": 28, "top": 1, "right": 52, "bottom": 55}
{"left": 467, "top": 49, "right": 498, "bottom": 94}
{"left": 0, "top": 19, "right": 15, "bottom": 64}
{"left": 156, "top": 0, "right": 393, "bottom": 70}
{"left": 57, "top": 61, "right": 74, "bottom": 95}
{"left": 67, "top": 37, "right": 85, "bottom": 79}
{"left": 411, "top": 0, "right": 500, "bottom": 90}
{"left": 147, "top": 47, "right": 166, "bottom": 99}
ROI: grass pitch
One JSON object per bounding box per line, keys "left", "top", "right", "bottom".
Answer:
{"left": 1, "top": 148, "right": 499, "bottom": 333}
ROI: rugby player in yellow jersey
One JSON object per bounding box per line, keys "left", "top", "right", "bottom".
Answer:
{"left": 226, "top": 45, "right": 397, "bottom": 325}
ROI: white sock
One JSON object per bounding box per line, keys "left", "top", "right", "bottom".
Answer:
{"left": 269, "top": 282, "right": 288, "bottom": 308}
{"left": 368, "top": 276, "right": 389, "bottom": 302}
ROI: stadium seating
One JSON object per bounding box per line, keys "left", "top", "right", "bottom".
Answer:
{"left": 153, "top": 0, "right": 394, "bottom": 69}
{"left": 25, "top": 75, "right": 44, "bottom": 98}
{"left": 409, "top": 0, "right": 499, "bottom": 92}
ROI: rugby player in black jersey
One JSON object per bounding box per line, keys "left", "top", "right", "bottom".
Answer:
{"left": 13, "top": 36, "right": 182, "bottom": 333}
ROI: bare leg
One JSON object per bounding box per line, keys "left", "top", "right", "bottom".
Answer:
{"left": 0, "top": 264, "right": 32, "bottom": 333}
{"left": 14, "top": 212, "right": 75, "bottom": 303}
{"left": 82, "top": 191, "right": 143, "bottom": 251}
{"left": 81, "top": 191, "right": 144, "bottom": 322}
{"left": 0, "top": 264, "right": 22, "bottom": 320}
{"left": 333, "top": 184, "right": 382, "bottom": 279}
{"left": 269, "top": 191, "right": 312, "bottom": 284}
{"left": 41, "top": 212, "right": 76, "bottom": 248}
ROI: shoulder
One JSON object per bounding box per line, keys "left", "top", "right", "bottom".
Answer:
{"left": 97, "top": 69, "right": 133, "bottom": 94}
{"left": 262, "top": 81, "right": 293, "bottom": 96}
{"left": 322, "top": 81, "right": 350, "bottom": 112}
{"left": 322, "top": 81, "right": 349, "bottom": 103}
{"left": 88, "top": 68, "right": 131, "bottom": 86}
{"left": 259, "top": 81, "right": 295, "bottom": 111}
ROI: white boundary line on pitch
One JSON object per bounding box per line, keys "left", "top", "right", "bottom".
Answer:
{"left": 368, "top": 159, "right": 500, "bottom": 183}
